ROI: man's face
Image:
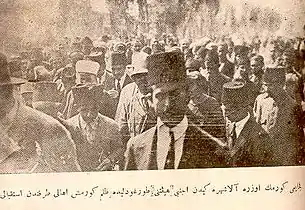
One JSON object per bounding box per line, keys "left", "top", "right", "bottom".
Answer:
{"left": 218, "top": 45, "right": 227, "bottom": 59}
{"left": 181, "top": 42, "right": 189, "bottom": 52}
{"left": 76, "top": 73, "right": 97, "bottom": 84}
{"left": 21, "top": 92, "right": 33, "bottom": 107}
{"left": 269, "top": 46, "right": 276, "bottom": 59}
{"left": 152, "top": 84, "right": 189, "bottom": 127}
{"left": 132, "top": 73, "right": 149, "bottom": 94}
{"left": 250, "top": 59, "right": 263, "bottom": 73}
{"left": 222, "top": 104, "right": 249, "bottom": 122}
{"left": 205, "top": 60, "right": 218, "bottom": 74}
{"left": 80, "top": 105, "right": 99, "bottom": 123}
{"left": 282, "top": 55, "right": 293, "bottom": 69}
{"left": 233, "top": 64, "right": 250, "bottom": 81}
{"left": 112, "top": 65, "right": 125, "bottom": 79}
{"left": 134, "top": 43, "right": 142, "bottom": 52}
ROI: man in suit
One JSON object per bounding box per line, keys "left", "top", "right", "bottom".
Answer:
{"left": 115, "top": 54, "right": 156, "bottom": 146}
{"left": 124, "top": 52, "right": 226, "bottom": 170}
{"left": 221, "top": 81, "right": 276, "bottom": 167}
{"left": 218, "top": 42, "right": 235, "bottom": 78}
{"left": 233, "top": 56, "right": 260, "bottom": 107}
{"left": 100, "top": 52, "right": 132, "bottom": 119}
{"left": 201, "top": 49, "right": 230, "bottom": 102}
{"left": 59, "top": 59, "right": 100, "bottom": 119}
{"left": 63, "top": 84, "right": 124, "bottom": 171}
{"left": 0, "top": 52, "right": 81, "bottom": 173}
{"left": 254, "top": 66, "right": 304, "bottom": 165}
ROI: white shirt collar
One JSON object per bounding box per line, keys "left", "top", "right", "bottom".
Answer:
{"left": 157, "top": 115, "right": 188, "bottom": 140}
{"left": 234, "top": 112, "right": 250, "bottom": 138}
{"left": 79, "top": 114, "right": 99, "bottom": 130}
{"left": 115, "top": 73, "right": 127, "bottom": 89}
{"left": 156, "top": 115, "right": 188, "bottom": 169}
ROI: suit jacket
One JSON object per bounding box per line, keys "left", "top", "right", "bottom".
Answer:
{"left": 124, "top": 119, "right": 227, "bottom": 170}
{"left": 254, "top": 92, "right": 303, "bottom": 165}
{"left": 100, "top": 71, "right": 133, "bottom": 119}
{"left": 188, "top": 95, "right": 226, "bottom": 139}
{"left": 0, "top": 102, "right": 81, "bottom": 174}
{"left": 64, "top": 113, "right": 124, "bottom": 171}
{"left": 115, "top": 82, "right": 156, "bottom": 146}
{"left": 223, "top": 117, "right": 276, "bottom": 167}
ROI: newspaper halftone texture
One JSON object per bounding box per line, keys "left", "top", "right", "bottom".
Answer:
{"left": 0, "top": 0, "right": 305, "bottom": 174}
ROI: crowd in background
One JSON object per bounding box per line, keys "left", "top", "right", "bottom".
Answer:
{"left": 1, "top": 28, "right": 305, "bottom": 173}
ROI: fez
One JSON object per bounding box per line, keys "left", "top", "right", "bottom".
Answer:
{"left": 205, "top": 49, "right": 219, "bottom": 66}
{"left": 71, "top": 84, "right": 104, "bottom": 106}
{"left": 109, "top": 52, "right": 127, "bottom": 67}
{"left": 75, "top": 60, "right": 100, "bottom": 76}
{"left": 32, "top": 81, "right": 61, "bottom": 102}
{"left": 234, "top": 45, "right": 250, "bottom": 57}
{"left": 146, "top": 51, "right": 185, "bottom": 87}
{"left": 221, "top": 81, "right": 249, "bottom": 107}
{"left": 185, "top": 58, "right": 201, "bottom": 72}
{"left": 81, "top": 36, "right": 93, "bottom": 46}
{"left": 262, "top": 66, "right": 286, "bottom": 84}
{"left": 0, "top": 52, "right": 26, "bottom": 86}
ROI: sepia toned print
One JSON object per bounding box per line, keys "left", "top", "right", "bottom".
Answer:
{"left": 0, "top": 0, "right": 305, "bottom": 173}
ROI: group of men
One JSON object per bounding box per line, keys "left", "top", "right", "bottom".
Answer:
{"left": 1, "top": 32, "right": 305, "bottom": 173}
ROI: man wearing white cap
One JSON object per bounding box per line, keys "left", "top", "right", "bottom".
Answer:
{"left": 115, "top": 54, "right": 155, "bottom": 146}
{"left": 58, "top": 60, "right": 100, "bottom": 119}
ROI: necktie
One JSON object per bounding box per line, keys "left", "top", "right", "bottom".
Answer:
{"left": 116, "top": 79, "right": 121, "bottom": 94}
{"left": 85, "top": 124, "right": 95, "bottom": 144}
{"left": 164, "top": 130, "right": 175, "bottom": 169}
{"left": 228, "top": 122, "right": 236, "bottom": 149}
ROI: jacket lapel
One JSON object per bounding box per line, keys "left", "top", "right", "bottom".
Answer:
{"left": 229, "top": 118, "right": 254, "bottom": 157}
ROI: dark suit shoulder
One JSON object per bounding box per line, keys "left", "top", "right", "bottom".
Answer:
{"left": 187, "top": 123, "right": 227, "bottom": 147}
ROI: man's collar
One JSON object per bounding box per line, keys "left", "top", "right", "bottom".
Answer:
{"left": 79, "top": 114, "right": 99, "bottom": 129}
{"left": 157, "top": 115, "right": 188, "bottom": 140}
{"left": 229, "top": 112, "right": 250, "bottom": 138}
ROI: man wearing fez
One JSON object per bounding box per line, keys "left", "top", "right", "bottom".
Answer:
{"left": 59, "top": 60, "right": 100, "bottom": 119}
{"left": 202, "top": 49, "right": 230, "bottom": 102}
{"left": 221, "top": 81, "right": 275, "bottom": 167}
{"left": 254, "top": 67, "right": 304, "bottom": 165}
{"left": 124, "top": 52, "right": 226, "bottom": 170}
{"left": 115, "top": 54, "right": 156, "bottom": 146}
{"left": 187, "top": 71, "right": 226, "bottom": 140}
{"left": 100, "top": 52, "right": 132, "bottom": 119}
{"left": 218, "top": 42, "right": 235, "bottom": 78}
{"left": 0, "top": 52, "right": 81, "bottom": 173}
{"left": 81, "top": 36, "right": 93, "bottom": 55}
{"left": 62, "top": 84, "right": 124, "bottom": 171}
{"left": 249, "top": 55, "right": 265, "bottom": 92}
{"left": 233, "top": 56, "right": 260, "bottom": 106}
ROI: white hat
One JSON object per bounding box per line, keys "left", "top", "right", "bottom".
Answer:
{"left": 75, "top": 60, "right": 100, "bottom": 76}
{"left": 130, "top": 53, "right": 148, "bottom": 77}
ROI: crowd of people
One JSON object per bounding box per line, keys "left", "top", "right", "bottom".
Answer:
{"left": 1, "top": 30, "right": 305, "bottom": 173}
